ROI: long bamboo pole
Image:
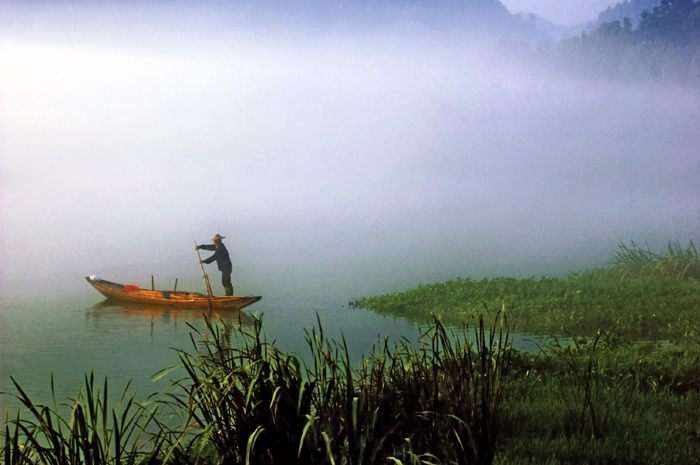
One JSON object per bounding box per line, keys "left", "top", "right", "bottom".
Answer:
{"left": 194, "top": 241, "right": 214, "bottom": 311}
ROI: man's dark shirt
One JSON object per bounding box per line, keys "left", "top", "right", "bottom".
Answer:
{"left": 200, "top": 243, "right": 232, "bottom": 273}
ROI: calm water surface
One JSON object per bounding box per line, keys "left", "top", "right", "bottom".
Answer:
{"left": 0, "top": 290, "right": 548, "bottom": 415}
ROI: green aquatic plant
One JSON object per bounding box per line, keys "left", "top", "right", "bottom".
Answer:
{"left": 613, "top": 239, "right": 700, "bottom": 280}
{"left": 3, "top": 313, "right": 700, "bottom": 465}
{"left": 159, "top": 312, "right": 512, "bottom": 465}
{"left": 350, "top": 240, "right": 700, "bottom": 338}
{"left": 1, "top": 370, "right": 166, "bottom": 465}
{"left": 159, "top": 315, "right": 314, "bottom": 465}
{"left": 541, "top": 332, "right": 638, "bottom": 438}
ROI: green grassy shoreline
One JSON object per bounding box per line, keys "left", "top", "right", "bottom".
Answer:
{"left": 3, "top": 241, "right": 699, "bottom": 464}
{"left": 350, "top": 240, "right": 700, "bottom": 340}
{"left": 351, "top": 271, "right": 700, "bottom": 339}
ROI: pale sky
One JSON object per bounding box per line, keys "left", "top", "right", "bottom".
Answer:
{"left": 500, "top": 0, "right": 622, "bottom": 25}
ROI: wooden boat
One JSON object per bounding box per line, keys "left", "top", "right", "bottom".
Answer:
{"left": 86, "top": 276, "right": 261, "bottom": 310}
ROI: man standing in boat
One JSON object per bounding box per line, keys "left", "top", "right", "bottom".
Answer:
{"left": 197, "top": 234, "right": 233, "bottom": 296}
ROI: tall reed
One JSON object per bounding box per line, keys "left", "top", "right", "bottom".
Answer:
{"left": 3, "top": 313, "right": 513, "bottom": 465}
{"left": 1, "top": 370, "right": 166, "bottom": 465}
{"left": 541, "top": 332, "right": 637, "bottom": 439}
{"left": 161, "top": 312, "right": 513, "bottom": 465}
{"left": 613, "top": 239, "right": 699, "bottom": 280}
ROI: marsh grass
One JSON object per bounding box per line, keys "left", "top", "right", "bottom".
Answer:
{"left": 613, "top": 239, "right": 700, "bottom": 280}
{"left": 159, "top": 315, "right": 315, "bottom": 465}
{"left": 539, "top": 332, "right": 638, "bottom": 438}
{"left": 1, "top": 370, "right": 166, "bottom": 465}
{"left": 2, "top": 313, "right": 700, "bottom": 465}
{"left": 156, "top": 312, "right": 512, "bottom": 465}
{"left": 497, "top": 334, "right": 700, "bottom": 465}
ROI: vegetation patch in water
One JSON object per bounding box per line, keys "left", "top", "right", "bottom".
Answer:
{"left": 349, "top": 240, "right": 700, "bottom": 339}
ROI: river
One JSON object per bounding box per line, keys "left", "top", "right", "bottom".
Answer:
{"left": 0, "top": 289, "right": 547, "bottom": 416}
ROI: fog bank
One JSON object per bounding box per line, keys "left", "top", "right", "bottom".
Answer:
{"left": 2, "top": 2, "right": 699, "bottom": 303}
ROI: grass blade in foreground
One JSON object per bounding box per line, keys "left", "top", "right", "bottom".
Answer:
{"left": 164, "top": 312, "right": 512, "bottom": 465}
{"left": 0, "top": 370, "right": 166, "bottom": 465}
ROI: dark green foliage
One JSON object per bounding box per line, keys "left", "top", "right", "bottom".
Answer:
{"left": 539, "top": 332, "right": 638, "bottom": 438}
{"left": 1, "top": 370, "right": 166, "bottom": 465}
{"left": 162, "top": 316, "right": 316, "bottom": 465}
{"left": 161, "top": 313, "right": 512, "bottom": 465}
{"left": 497, "top": 334, "right": 700, "bottom": 464}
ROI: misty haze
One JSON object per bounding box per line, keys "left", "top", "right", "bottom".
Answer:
{"left": 2, "top": 2, "right": 697, "bottom": 304}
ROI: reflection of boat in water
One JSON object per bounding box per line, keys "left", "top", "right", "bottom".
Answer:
{"left": 85, "top": 276, "right": 261, "bottom": 311}
{"left": 87, "top": 300, "right": 255, "bottom": 327}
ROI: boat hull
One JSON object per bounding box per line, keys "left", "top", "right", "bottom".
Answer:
{"left": 86, "top": 277, "right": 261, "bottom": 310}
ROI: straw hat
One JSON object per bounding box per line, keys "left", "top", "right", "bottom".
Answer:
{"left": 212, "top": 234, "right": 225, "bottom": 241}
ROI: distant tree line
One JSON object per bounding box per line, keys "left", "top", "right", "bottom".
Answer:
{"left": 597, "top": 0, "right": 661, "bottom": 28}
{"left": 555, "top": 0, "right": 700, "bottom": 85}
